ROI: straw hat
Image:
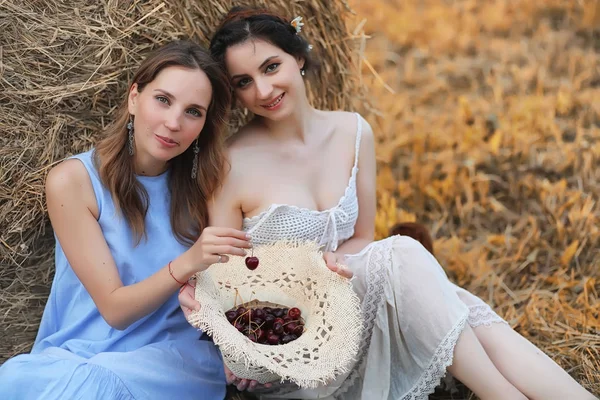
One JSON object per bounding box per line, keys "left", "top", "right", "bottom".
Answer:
{"left": 187, "top": 240, "right": 362, "bottom": 388}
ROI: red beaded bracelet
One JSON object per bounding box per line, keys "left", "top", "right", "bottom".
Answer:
{"left": 168, "top": 261, "right": 187, "bottom": 286}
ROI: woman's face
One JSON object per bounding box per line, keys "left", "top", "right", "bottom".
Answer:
{"left": 128, "top": 66, "right": 212, "bottom": 163}
{"left": 225, "top": 39, "right": 305, "bottom": 121}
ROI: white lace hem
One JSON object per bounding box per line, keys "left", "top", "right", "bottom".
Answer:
{"left": 400, "top": 312, "right": 469, "bottom": 400}
{"left": 468, "top": 304, "right": 507, "bottom": 328}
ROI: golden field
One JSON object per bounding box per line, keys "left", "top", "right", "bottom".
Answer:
{"left": 350, "top": 0, "right": 600, "bottom": 396}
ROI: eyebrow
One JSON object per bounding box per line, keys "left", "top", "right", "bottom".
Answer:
{"left": 230, "top": 55, "right": 279, "bottom": 80}
{"left": 153, "top": 89, "right": 207, "bottom": 112}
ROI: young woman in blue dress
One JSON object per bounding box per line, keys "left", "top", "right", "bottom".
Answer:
{"left": 0, "top": 40, "right": 250, "bottom": 400}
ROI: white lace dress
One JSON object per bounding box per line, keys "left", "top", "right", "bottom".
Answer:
{"left": 243, "top": 113, "right": 506, "bottom": 400}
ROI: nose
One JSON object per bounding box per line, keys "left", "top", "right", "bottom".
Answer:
{"left": 164, "top": 108, "right": 181, "bottom": 131}
{"left": 255, "top": 77, "right": 274, "bottom": 101}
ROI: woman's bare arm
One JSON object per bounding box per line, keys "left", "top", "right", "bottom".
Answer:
{"left": 333, "top": 116, "right": 377, "bottom": 256}
{"left": 47, "top": 159, "right": 248, "bottom": 330}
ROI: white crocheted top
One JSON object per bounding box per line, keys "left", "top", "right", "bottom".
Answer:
{"left": 242, "top": 113, "right": 363, "bottom": 253}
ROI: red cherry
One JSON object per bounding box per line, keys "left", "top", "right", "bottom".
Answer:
{"left": 248, "top": 332, "right": 258, "bottom": 342}
{"left": 284, "top": 322, "right": 297, "bottom": 334}
{"left": 234, "top": 321, "right": 246, "bottom": 332}
{"left": 288, "top": 307, "right": 301, "bottom": 320}
{"left": 225, "top": 310, "right": 237, "bottom": 322}
{"left": 256, "top": 328, "right": 267, "bottom": 342}
{"left": 245, "top": 256, "right": 259, "bottom": 270}
{"left": 267, "top": 334, "right": 280, "bottom": 345}
{"left": 281, "top": 334, "right": 295, "bottom": 344}
{"left": 273, "top": 322, "right": 284, "bottom": 335}
{"left": 236, "top": 307, "right": 247, "bottom": 318}
{"left": 292, "top": 324, "right": 304, "bottom": 336}
{"left": 264, "top": 315, "right": 275, "bottom": 327}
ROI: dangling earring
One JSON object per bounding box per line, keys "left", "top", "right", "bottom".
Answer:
{"left": 300, "top": 68, "right": 306, "bottom": 76}
{"left": 191, "top": 138, "right": 200, "bottom": 179}
{"left": 127, "top": 115, "right": 135, "bottom": 156}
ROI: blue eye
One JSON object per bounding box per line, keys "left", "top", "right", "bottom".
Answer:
{"left": 156, "top": 95, "right": 169, "bottom": 104}
{"left": 187, "top": 109, "right": 202, "bottom": 117}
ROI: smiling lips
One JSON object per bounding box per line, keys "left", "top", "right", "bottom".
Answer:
{"left": 261, "top": 93, "right": 284, "bottom": 110}
{"left": 155, "top": 134, "right": 179, "bottom": 148}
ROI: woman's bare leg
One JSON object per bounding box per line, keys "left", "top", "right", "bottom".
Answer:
{"left": 447, "top": 325, "right": 527, "bottom": 400}
{"left": 473, "top": 323, "right": 597, "bottom": 400}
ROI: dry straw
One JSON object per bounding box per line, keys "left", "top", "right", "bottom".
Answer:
{"left": 0, "top": 0, "right": 364, "bottom": 362}
{"left": 356, "top": 0, "right": 600, "bottom": 397}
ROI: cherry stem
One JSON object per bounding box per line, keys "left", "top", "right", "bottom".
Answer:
{"left": 282, "top": 319, "right": 304, "bottom": 326}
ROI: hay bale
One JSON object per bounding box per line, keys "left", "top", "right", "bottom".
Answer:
{"left": 0, "top": 0, "right": 364, "bottom": 361}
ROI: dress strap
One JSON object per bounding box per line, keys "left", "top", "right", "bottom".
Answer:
{"left": 353, "top": 113, "right": 363, "bottom": 170}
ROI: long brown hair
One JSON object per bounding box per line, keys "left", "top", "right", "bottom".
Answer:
{"left": 95, "top": 40, "right": 231, "bottom": 245}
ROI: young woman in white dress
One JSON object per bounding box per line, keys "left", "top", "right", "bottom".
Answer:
{"left": 179, "top": 7, "right": 596, "bottom": 400}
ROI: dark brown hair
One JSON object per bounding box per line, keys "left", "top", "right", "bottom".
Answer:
{"left": 209, "top": 6, "right": 318, "bottom": 75}
{"left": 390, "top": 222, "right": 435, "bottom": 256}
{"left": 95, "top": 40, "right": 231, "bottom": 245}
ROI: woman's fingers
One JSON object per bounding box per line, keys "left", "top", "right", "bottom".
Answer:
{"left": 327, "top": 263, "right": 354, "bottom": 279}
{"left": 335, "top": 264, "right": 354, "bottom": 279}
{"left": 236, "top": 379, "right": 250, "bottom": 391}
{"left": 178, "top": 282, "right": 200, "bottom": 315}
{"left": 211, "top": 244, "right": 248, "bottom": 258}
{"left": 206, "top": 253, "right": 229, "bottom": 265}
{"left": 205, "top": 226, "right": 251, "bottom": 241}
{"left": 224, "top": 368, "right": 236, "bottom": 385}
{"left": 323, "top": 252, "right": 337, "bottom": 268}
{"left": 223, "top": 367, "right": 273, "bottom": 392}
{"left": 247, "top": 380, "right": 259, "bottom": 391}
{"left": 217, "top": 236, "right": 253, "bottom": 249}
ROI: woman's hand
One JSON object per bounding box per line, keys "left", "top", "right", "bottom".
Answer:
{"left": 323, "top": 252, "right": 353, "bottom": 279}
{"left": 180, "top": 227, "right": 251, "bottom": 275}
{"left": 225, "top": 365, "right": 273, "bottom": 392}
{"left": 179, "top": 282, "right": 272, "bottom": 392}
{"left": 178, "top": 278, "right": 199, "bottom": 319}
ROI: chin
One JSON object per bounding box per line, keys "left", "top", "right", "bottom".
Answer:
{"left": 252, "top": 104, "right": 293, "bottom": 122}
{"left": 149, "top": 146, "right": 180, "bottom": 163}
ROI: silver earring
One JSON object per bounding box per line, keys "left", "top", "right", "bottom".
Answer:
{"left": 300, "top": 68, "right": 305, "bottom": 76}
{"left": 191, "top": 139, "right": 200, "bottom": 179}
{"left": 127, "top": 116, "right": 134, "bottom": 156}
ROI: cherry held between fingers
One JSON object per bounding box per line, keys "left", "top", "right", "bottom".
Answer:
{"left": 245, "top": 256, "right": 259, "bottom": 270}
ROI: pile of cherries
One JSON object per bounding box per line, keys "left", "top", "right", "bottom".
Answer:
{"left": 226, "top": 305, "right": 305, "bottom": 345}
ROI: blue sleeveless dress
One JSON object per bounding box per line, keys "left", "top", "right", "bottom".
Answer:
{"left": 0, "top": 150, "right": 226, "bottom": 400}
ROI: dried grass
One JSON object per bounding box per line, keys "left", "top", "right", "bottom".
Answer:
{"left": 348, "top": 0, "right": 600, "bottom": 397}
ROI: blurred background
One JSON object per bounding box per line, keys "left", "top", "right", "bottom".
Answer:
{"left": 348, "top": 0, "right": 600, "bottom": 396}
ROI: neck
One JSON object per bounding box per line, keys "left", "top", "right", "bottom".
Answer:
{"left": 132, "top": 151, "right": 168, "bottom": 177}
{"left": 261, "top": 96, "right": 317, "bottom": 142}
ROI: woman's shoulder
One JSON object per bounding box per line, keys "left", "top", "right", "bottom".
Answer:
{"left": 319, "top": 110, "right": 374, "bottom": 140}
{"left": 46, "top": 157, "right": 90, "bottom": 192}
{"left": 45, "top": 154, "right": 98, "bottom": 213}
